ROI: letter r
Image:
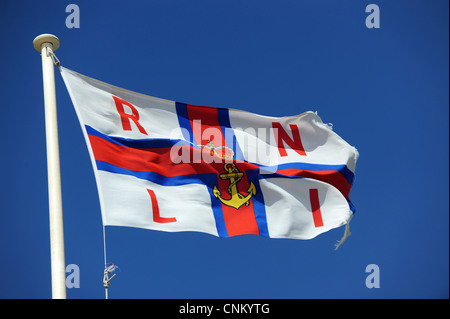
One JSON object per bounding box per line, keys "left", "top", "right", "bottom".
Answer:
{"left": 113, "top": 96, "right": 148, "bottom": 135}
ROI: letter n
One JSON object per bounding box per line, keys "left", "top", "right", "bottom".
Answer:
{"left": 147, "top": 189, "right": 177, "bottom": 223}
{"left": 272, "top": 122, "right": 306, "bottom": 156}
{"left": 113, "top": 96, "right": 148, "bottom": 135}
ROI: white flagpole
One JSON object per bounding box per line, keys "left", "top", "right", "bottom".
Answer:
{"left": 33, "top": 34, "right": 66, "bottom": 299}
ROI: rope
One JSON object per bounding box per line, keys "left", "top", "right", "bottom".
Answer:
{"left": 102, "top": 225, "right": 107, "bottom": 268}
{"left": 102, "top": 224, "right": 109, "bottom": 299}
{"left": 45, "top": 46, "right": 60, "bottom": 67}
{"left": 102, "top": 225, "right": 118, "bottom": 299}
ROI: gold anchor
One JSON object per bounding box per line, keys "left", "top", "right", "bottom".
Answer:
{"left": 213, "top": 163, "right": 256, "bottom": 210}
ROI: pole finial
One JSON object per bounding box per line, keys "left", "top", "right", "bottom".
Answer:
{"left": 33, "top": 34, "right": 60, "bottom": 52}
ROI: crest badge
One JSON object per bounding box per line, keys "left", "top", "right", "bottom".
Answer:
{"left": 213, "top": 163, "right": 256, "bottom": 210}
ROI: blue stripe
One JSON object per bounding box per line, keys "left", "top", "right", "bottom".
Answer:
{"left": 217, "top": 108, "right": 245, "bottom": 161}
{"left": 176, "top": 102, "right": 197, "bottom": 145}
{"left": 86, "top": 125, "right": 190, "bottom": 149}
{"left": 260, "top": 162, "right": 354, "bottom": 185}
{"left": 348, "top": 200, "right": 356, "bottom": 214}
{"left": 246, "top": 170, "right": 270, "bottom": 238}
{"left": 96, "top": 160, "right": 213, "bottom": 186}
{"left": 206, "top": 186, "right": 229, "bottom": 238}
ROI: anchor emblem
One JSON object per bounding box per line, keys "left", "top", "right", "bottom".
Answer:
{"left": 213, "top": 163, "right": 256, "bottom": 210}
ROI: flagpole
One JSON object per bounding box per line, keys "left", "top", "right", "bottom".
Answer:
{"left": 33, "top": 34, "right": 66, "bottom": 299}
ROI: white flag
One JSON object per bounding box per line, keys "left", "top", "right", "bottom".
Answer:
{"left": 61, "top": 66, "right": 358, "bottom": 247}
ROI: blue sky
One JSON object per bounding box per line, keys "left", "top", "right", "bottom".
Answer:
{"left": 0, "top": 0, "right": 448, "bottom": 299}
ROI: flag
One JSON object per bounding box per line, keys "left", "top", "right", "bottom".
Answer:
{"left": 60, "top": 66, "right": 358, "bottom": 246}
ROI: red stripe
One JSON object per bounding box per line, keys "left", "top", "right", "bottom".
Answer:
{"left": 215, "top": 169, "right": 260, "bottom": 237}
{"left": 88, "top": 134, "right": 227, "bottom": 176}
{"left": 88, "top": 134, "right": 351, "bottom": 201}
{"left": 309, "top": 189, "right": 324, "bottom": 227}
{"left": 186, "top": 104, "right": 226, "bottom": 148}
{"left": 186, "top": 104, "right": 259, "bottom": 236}
{"left": 276, "top": 168, "right": 351, "bottom": 200}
